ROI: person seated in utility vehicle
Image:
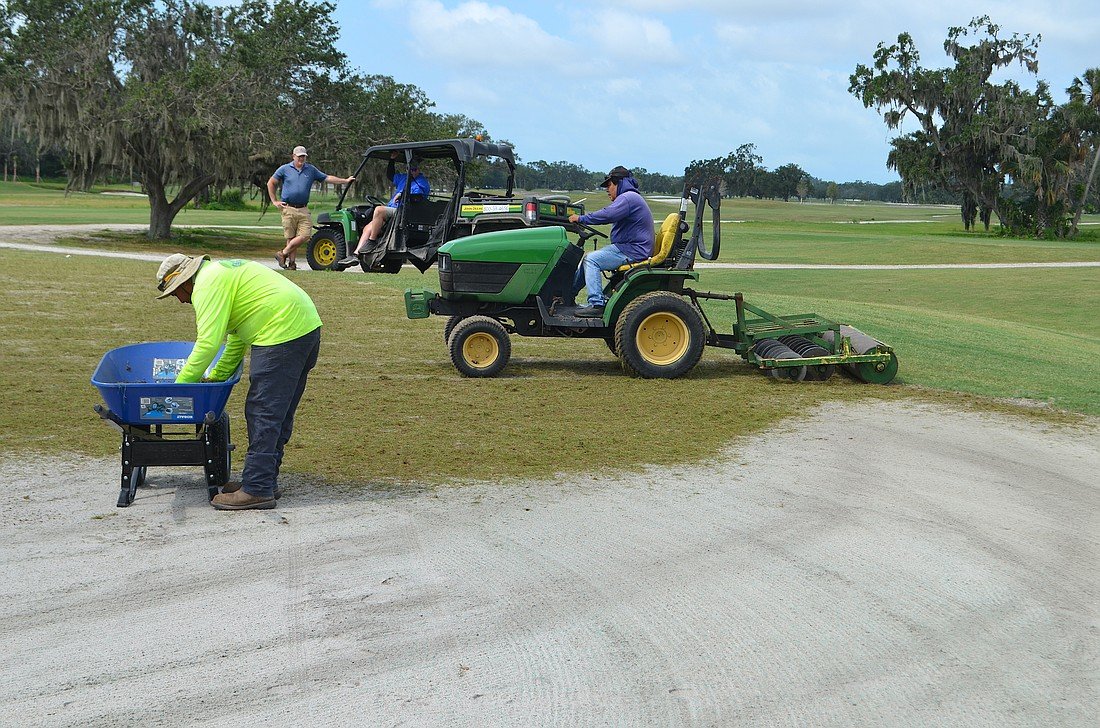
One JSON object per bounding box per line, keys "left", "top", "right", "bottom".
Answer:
{"left": 338, "top": 153, "right": 430, "bottom": 267}
{"left": 567, "top": 165, "right": 654, "bottom": 317}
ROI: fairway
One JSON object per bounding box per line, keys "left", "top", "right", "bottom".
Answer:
{"left": 1, "top": 185, "right": 1097, "bottom": 483}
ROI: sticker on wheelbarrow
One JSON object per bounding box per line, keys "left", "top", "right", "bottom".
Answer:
{"left": 152, "top": 358, "right": 187, "bottom": 382}
{"left": 140, "top": 396, "right": 194, "bottom": 420}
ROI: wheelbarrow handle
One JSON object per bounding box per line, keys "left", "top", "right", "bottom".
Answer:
{"left": 93, "top": 404, "right": 125, "bottom": 432}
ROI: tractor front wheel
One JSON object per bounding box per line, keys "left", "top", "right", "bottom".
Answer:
{"left": 615, "top": 291, "right": 705, "bottom": 379}
{"left": 444, "top": 315, "right": 467, "bottom": 343}
{"left": 449, "top": 316, "right": 511, "bottom": 378}
{"left": 306, "top": 227, "right": 346, "bottom": 270}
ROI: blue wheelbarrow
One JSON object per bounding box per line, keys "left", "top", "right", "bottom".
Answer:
{"left": 91, "top": 341, "right": 243, "bottom": 507}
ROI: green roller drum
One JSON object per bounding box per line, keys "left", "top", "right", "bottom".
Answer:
{"left": 821, "top": 326, "right": 898, "bottom": 384}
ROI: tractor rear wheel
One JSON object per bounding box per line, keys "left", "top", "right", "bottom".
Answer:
{"left": 307, "top": 227, "right": 346, "bottom": 270}
{"left": 615, "top": 291, "right": 705, "bottom": 379}
{"left": 449, "top": 316, "right": 511, "bottom": 378}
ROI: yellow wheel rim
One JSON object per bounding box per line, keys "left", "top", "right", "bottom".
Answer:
{"left": 636, "top": 312, "right": 689, "bottom": 365}
{"left": 462, "top": 332, "right": 499, "bottom": 368}
{"left": 315, "top": 238, "right": 337, "bottom": 267}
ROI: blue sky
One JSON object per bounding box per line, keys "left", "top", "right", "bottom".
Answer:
{"left": 321, "top": 1, "right": 1096, "bottom": 183}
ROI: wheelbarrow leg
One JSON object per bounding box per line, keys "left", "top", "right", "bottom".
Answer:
{"left": 118, "top": 433, "right": 136, "bottom": 507}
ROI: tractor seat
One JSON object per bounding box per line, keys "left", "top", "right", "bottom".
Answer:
{"left": 616, "top": 213, "right": 680, "bottom": 272}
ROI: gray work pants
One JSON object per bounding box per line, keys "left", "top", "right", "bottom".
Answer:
{"left": 240, "top": 327, "right": 321, "bottom": 498}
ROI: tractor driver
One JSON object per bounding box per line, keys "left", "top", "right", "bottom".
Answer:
{"left": 338, "top": 152, "right": 430, "bottom": 267}
{"left": 567, "top": 165, "right": 654, "bottom": 317}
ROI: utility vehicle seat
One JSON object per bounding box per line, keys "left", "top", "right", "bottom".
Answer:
{"left": 616, "top": 213, "right": 680, "bottom": 272}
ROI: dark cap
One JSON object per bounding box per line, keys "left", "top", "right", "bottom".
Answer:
{"left": 599, "top": 165, "right": 631, "bottom": 188}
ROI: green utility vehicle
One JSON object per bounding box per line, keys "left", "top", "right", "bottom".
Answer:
{"left": 405, "top": 183, "right": 899, "bottom": 382}
{"left": 305, "top": 138, "right": 584, "bottom": 272}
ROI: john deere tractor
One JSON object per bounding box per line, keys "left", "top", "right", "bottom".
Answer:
{"left": 405, "top": 182, "right": 898, "bottom": 383}
{"left": 305, "top": 138, "right": 583, "bottom": 272}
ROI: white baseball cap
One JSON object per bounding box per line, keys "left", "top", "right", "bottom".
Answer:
{"left": 292, "top": 145, "right": 308, "bottom": 157}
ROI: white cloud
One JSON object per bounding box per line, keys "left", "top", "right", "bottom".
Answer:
{"left": 582, "top": 9, "right": 680, "bottom": 64}
{"left": 405, "top": 0, "right": 573, "bottom": 67}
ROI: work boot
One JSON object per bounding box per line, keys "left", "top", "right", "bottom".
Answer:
{"left": 336, "top": 255, "right": 359, "bottom": 268}
{"left": 274, "top": 251, "right": 288, "bottom": 269}
{"left": 212, "top": 489, "right": 276, "bottom": 510}
{"left": 575, "top": 305, "right": 605, "bottom": 318}
{"left": 222, "top": 481, "right": 282, "bottom": 500}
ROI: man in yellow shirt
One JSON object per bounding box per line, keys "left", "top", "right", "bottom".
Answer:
{"left": 156, "top": 254, "right": 322, "bottom": 510}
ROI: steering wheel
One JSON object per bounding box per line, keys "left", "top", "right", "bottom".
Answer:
{"left": 364, "top": 195, "right": 386, "bottom": 206}
{"left": 572, "top": 223, "right": 607, "bottom": 246}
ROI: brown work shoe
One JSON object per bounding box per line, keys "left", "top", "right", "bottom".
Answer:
{"left": 274, "top": 251, "right": 288, "bottom": 269}
{"left": 211, "top": 489, "right": 276, "bottom": 510}
{"left": 222, "top": 481, "right": 282, "bottom": 499}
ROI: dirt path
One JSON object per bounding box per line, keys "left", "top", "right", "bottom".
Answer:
{"left": 1, "top": 402, "right": 1096, "bottom": 726}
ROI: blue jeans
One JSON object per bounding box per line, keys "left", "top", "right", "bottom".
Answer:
{"left": 572, "top": 244, "right": 631, "bottom": 306}
{"left": 240, "top": 327, "right": 321, "bottom": 498}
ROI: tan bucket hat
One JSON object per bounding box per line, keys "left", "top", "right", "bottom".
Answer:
{"left": 156, "top": 253, "right": 209, "bottom": 299}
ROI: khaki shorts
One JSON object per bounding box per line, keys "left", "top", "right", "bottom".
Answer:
{"left": 281, "top": 205, "right": 312, "bottom": 239}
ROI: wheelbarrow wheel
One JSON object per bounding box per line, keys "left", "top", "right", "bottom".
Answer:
{"left": 205, "top": 414, "right": 232, "bottom": 500}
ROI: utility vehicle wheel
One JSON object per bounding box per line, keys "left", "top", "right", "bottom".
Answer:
{"left": 307, "top": 227, "right": 346, "bottom": 270}
{"left": 443, "top": 315, "right": 467, "bottom": 343}
{"left": 615, "top": 291, "right": 705, "bottom": 379}
{"left": 449, "top": 316, "right": 511, "bottom": 378}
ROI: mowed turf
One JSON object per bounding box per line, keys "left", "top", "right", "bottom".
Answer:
{"left": 2, "top": 180, "right": 1097, "bottom": 482}
{"left": 0, "top": 237, "right": 1096, "bottom": 484}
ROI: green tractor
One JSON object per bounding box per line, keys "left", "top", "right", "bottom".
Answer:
{"left": 305, "top": 138, "right": 584, "bottom": 272}
{"left": 405, "top": 183, "right": 898, "bottom": 382}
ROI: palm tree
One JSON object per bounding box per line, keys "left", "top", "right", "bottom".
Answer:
{"left": 1069, "top": 69, "right": 1100, "bottom": 236}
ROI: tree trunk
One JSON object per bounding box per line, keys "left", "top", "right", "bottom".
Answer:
{"left": 146, "top": 177, "right": 174, "bottom": 239}
{"left": 1070, "top": 142, "right": 1100, "bottom": 236}
{"left": 144, "top": 172, "right": 216, "bottom": 239}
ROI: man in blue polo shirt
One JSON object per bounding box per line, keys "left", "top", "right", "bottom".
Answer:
{"left": 267, "top": 145, "right": 355, "bottom": 270}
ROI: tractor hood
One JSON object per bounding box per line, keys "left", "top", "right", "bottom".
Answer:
{"left": 439, "top": 226, "right": 570, "bottom": 265}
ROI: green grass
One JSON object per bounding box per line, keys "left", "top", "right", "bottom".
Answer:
{"left": 1, "top": 246, "right": 1095, "bottom": 485}
{"left": 2, "top": 182, "right": 1098, "bottom": 484}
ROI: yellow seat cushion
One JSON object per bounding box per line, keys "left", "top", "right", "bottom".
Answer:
{"left": 616, "top": 213, "right": 680, "bottom": 272}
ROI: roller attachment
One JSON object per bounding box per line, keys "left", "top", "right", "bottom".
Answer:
{"left": 820, "top": 326, "right": 899, "bottom": 384}
{"left": 778, "top": 335, "right": 835, "bottom": 381}
{"left": 752, "top": 339, "right": 807, "bottom": 382}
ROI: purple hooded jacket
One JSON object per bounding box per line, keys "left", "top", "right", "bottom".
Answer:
{"left": 577, "top": 177, "right": 654, "bottom": 262}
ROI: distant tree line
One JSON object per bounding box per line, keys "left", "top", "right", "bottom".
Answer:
{"left": 471, "top": 149, "right": 906, "bottom": 202}
{"left": 470, "top": 156, "right": 684, "bottom": 195}
{"left": 850, "top": 16, "right": 1100, "bottom": 238}
{"left": 680, "top": 143, "right": 909, "bottom": 204}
